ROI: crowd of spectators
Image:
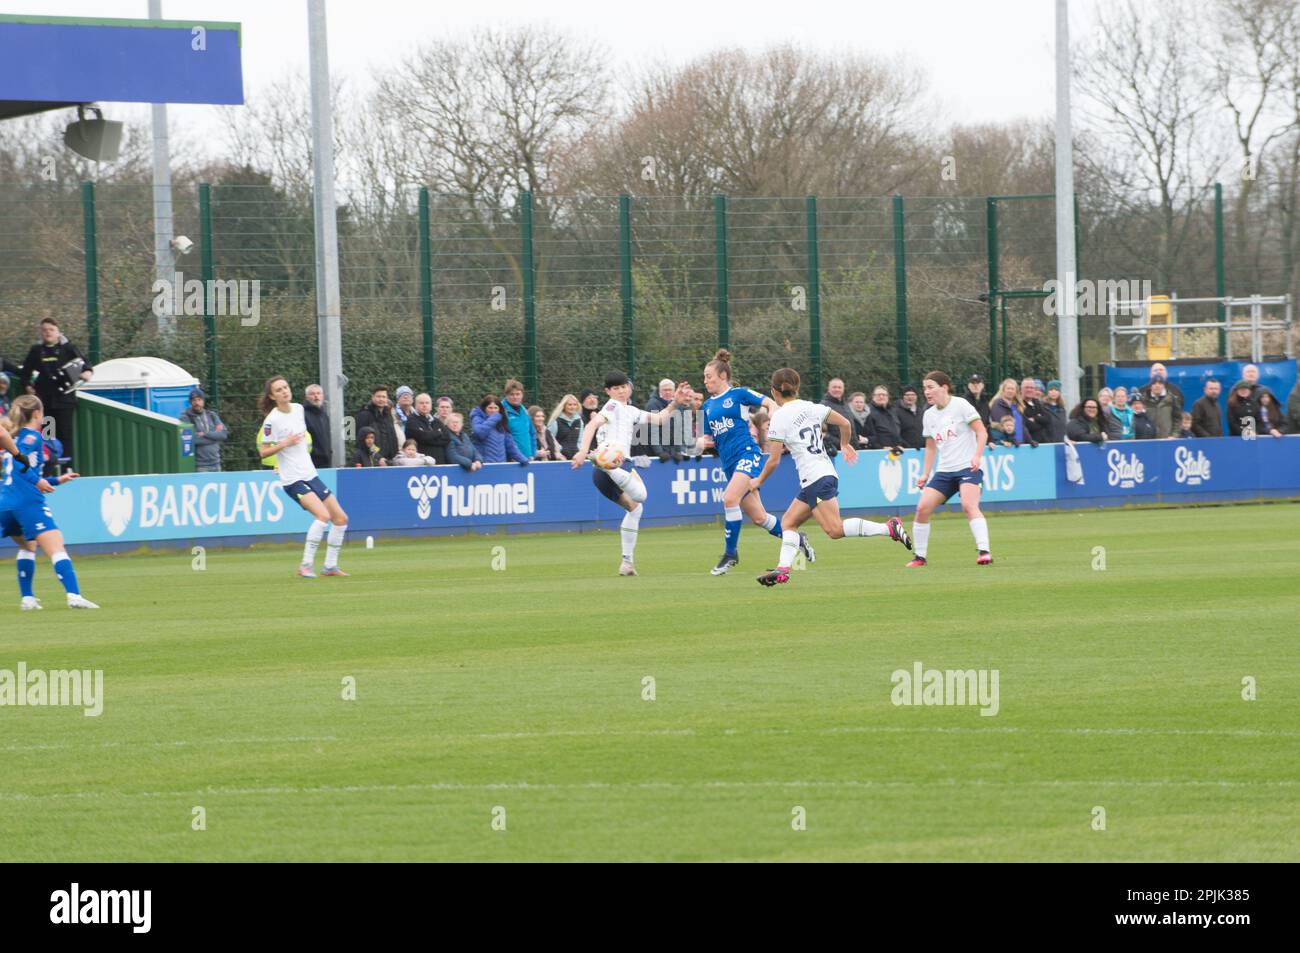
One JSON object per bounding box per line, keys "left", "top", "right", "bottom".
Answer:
{"left": 5, "top": 315, "right": 1299, "bottom": 478}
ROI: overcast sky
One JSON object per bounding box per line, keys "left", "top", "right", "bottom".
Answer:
{"left": 4, "top": 0, "right": 1106, "bottom": 151}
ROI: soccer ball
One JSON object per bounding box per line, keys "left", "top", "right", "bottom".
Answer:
{"left": 592, "top": 442, "right": 627, "bottom": 470}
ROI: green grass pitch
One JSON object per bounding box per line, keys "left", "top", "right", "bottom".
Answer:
{"left": 2, "top": 502, "right": 1298, "bottom": 861}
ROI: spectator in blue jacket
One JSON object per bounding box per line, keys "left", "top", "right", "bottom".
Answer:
{"left": 446, "top": 412, "right": 483, "bottom": 471}
{"left": 471, "top": 394, "right": 530, "bottom": 465}
{"left": 502, "top": 378, "right": 536, "bottom": 458}
{"left": 180, "top": 387, "right": 229, "bottom": 472}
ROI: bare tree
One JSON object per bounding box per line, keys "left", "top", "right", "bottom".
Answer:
{"left": 1210, "top": 0, "right": 1297, "bottom": 283}
{"left": 1075, "top": 0, "right": 1224, "bottom": 289}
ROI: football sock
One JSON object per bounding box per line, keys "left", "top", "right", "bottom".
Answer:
{"left": 970, "top": 517, "right": 990, "bottom": 552}
{"left": 303, "top": 519, "right": 328, "bottom": 565}
{"left": 324, "top": 523, "right": 347, "bottom": 569}
{"left": 16, "top": 550, "right": 35, "bottom": 598}
{"left": 842, "top": 518, "right": 888, "bottom": 538}
{"left": 912, "top": 521, "right": 931, "bottom": 558}
{"left": 778, "top": 530, "right": 800, "bottom": 569}
{"left": 724, "top": 506, "right": 742, "bottom": 555}
{"left": 621, "top": 505, "right": 642, "bottom": 560}
{"left": 761, "top": 513, "right": 782, "bottom": 538}
{"left": 51, "top": 551, "right": 79, "bottom": 596}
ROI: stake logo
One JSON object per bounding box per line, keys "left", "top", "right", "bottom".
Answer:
{"left": 1173, "top": 446, "right": 1211, "bottom": 485}
{"left": 1107, "top": 449, "right": 1145, "bottom": 488}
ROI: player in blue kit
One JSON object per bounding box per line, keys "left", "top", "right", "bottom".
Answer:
{"left": 0, "top": 395, "right": 99, "bottom": 609}
{"left": 696, "top": 349, "right": 813, "bottom": 575}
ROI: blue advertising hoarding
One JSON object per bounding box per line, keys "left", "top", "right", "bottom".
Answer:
{"left": 836, "top": 445, "right": 1058, "bottom": 510}
{"left": 1055, "top": 435, "right": 1300, "bottom": 500}
{"left": 33, "top": 469, "right": 336, "bottom": 545}
{"left": 7, "top": 439, "right": 1298, "bottom": 552}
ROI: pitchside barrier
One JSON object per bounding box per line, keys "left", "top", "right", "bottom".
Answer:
{"left": 5, "top": 437, "right": 1298, "bottom": 553}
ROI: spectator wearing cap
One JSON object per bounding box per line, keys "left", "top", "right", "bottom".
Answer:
{"left": 1129, "top": 396, "right": 1156, "bottom": 439}
{"left": 502, "top": 378, "right": 537, "bottom": 459}
{"left": 1142, "top": 378, "right": 1182, "bottom": 438}
{"left": 405, "top": 392, "right": 451, "bottom": 464}
{"left": 1190, "top": 379, "right": 1223, "bottom": 437}
{"left": 302, "top": 383, "right": 333, "bottom": 468}
{"left": 1138, "top": 361, "right": 1184, "bottom": 406}
{"left": 393, "top": 385, "right": 415, "bottom": 447}
{"left": 578, "top": 389, "right": 601, "bottom": 432}
{"left": 1041, "top": 379, "right": 1068, "bottom": 442}
{"left": 820, "top": 377, "right": 858, "bottom": 456}
{"left": 179, "top": 387, "right": 229, "bottom": 472}
{"left": 964, "top": 374, "right": 991, "bottom": 428}
{"left": 893, "top": 385, "right": 925, "bottom": 449}
{"left": 865, "top": 386, "right": 903, "bottom": 450}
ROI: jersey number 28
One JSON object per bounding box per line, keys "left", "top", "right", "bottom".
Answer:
{"left": 799, "top": 426, "right": 824, "bottom": 454}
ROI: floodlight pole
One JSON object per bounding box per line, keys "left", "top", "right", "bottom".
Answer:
{"left": 1054, "top": 0, "right": 1081, "bottom": 409}
{"left": 308, "top": 0, "right": 346, "bottom": 467}
{"left": 148, "top": 0, "right": 176, "bottom": 336}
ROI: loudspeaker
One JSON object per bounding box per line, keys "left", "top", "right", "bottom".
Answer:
{"left": 64, "top": 116, "right": 124, "bottom": 162}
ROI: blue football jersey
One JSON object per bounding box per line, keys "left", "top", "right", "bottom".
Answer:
{"left": 702, "top": 386, "right": 766, "bottom": 469}
{"left": 0, "top": 428, "right": 46, "bottom": 505}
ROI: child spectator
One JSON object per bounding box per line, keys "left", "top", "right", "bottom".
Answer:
{"left": 1129, "top": 397, "right": 1157, "bottom": 439}
{"left": 987, "top": 415, "right": 1019, "bottom": 448}
{"left": 392, "top": 438, "right": 437, "bottom": 466}
{"left": 352, "top": 426, "right": 388, "bottom": 466}
{"left": 1176, "top": 412, "right": 1194, "bottom": 439}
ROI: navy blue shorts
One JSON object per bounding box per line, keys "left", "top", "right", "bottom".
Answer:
{"left": 592, "top": 467, "right": 625, "bottom": 503}
{"left": 925, "top": 467, "right": 983, "bottom": 503}
{"left": 795, "top": 474, "right": 838, "bottom": 508}
{"left": 282, "top": 476, "right": 332, "bottom": 507}
{"left": 0, "top": 499, "right": 58, "bottom": 540}
{"left": 725, "top": 451, "right": 764, "bottom": 480}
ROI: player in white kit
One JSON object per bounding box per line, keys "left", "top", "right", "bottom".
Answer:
{"left": 258, "top": 377, "right": 350, "bottom": 577}
{"left": 752, "top": 368, "right": 911, "bottom": 587}
{"left": 907, "top": 370, "right": 992, "bottom": 567}
{"left": 570, "top": 370, "right": 694, "bottom": 576}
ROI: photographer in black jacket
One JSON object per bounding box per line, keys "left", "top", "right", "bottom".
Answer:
{"left": 17, "top": 319, "right": 93, "bottom": 467}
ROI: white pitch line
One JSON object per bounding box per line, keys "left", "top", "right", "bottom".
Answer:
{"left": 2, "top": 778, "right": 1299, "bottom": 803}
{"left": 2, "top": 725, "right": 1295, "bottom": 754}
{"left": 0, "top": 736, "right": 338, "bottom": 753}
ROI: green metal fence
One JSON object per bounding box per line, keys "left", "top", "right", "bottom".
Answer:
{"left": 0, "top": 182, "right": 1256, "bottom": 471}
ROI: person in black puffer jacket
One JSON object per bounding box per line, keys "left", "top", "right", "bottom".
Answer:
{"left": 893, "top": 386, "right": 925, "bottom": 449}
{"left": 1065, "top": 398, "right": 1109, "bottom": 443}
{"left": 865, "top": 386, "right": 904, "bottom": 450}
{"left": 404, "top": 392, "right": 451, "bottom": 464}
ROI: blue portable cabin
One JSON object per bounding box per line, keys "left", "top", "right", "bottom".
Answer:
{"left": 78, "top": 357, "right": 201, "bottom": 419}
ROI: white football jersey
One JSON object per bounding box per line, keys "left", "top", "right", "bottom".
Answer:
{"left": 767, "top": 399, "right": 835, "bottom": 487}
{"left": 595, "top": 399, "right": 649, "bottom": 452}
{"left": 260, "top": 402, "right": 317, "bottom": 485}
{"left": 923, "top": 395, "right": 982, "bottom": 473}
